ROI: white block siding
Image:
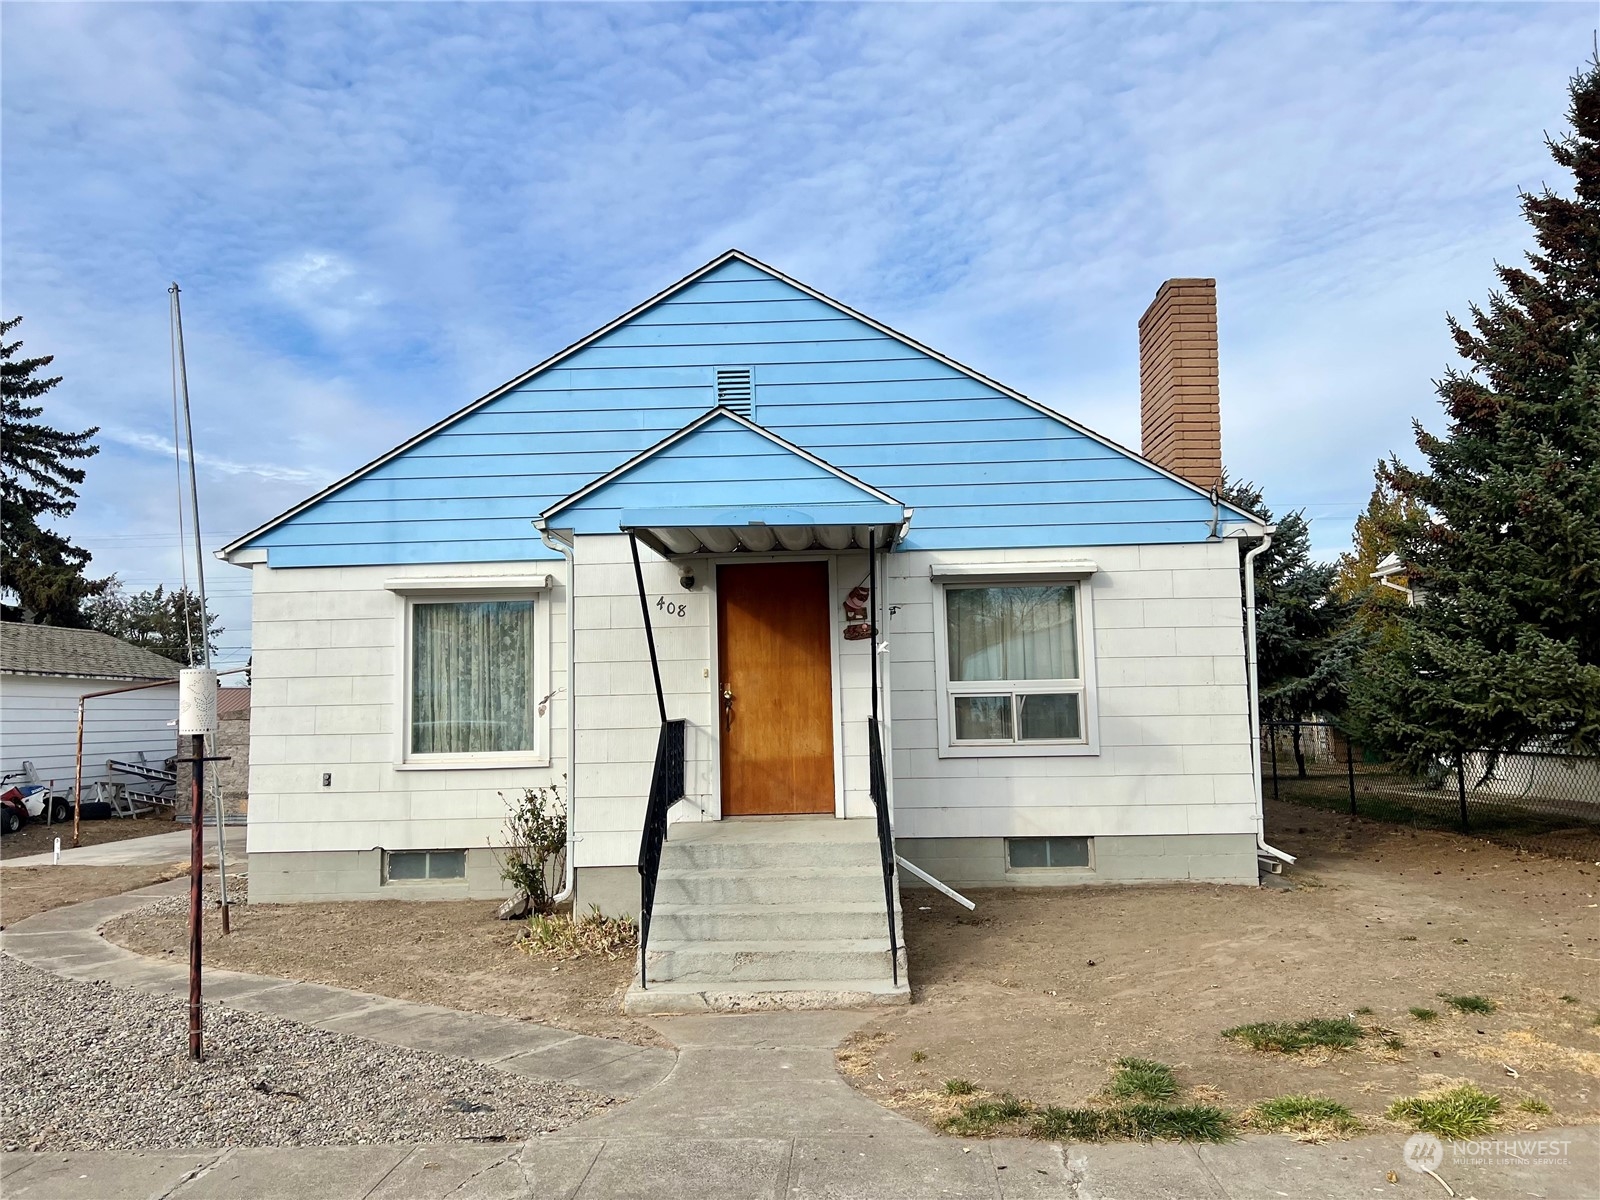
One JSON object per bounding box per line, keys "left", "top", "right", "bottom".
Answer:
{"left": 243, "top": 560, "right": 569, "bottom": 875}
{"left": 242, "top": 537, "right": 1257, "bottom": 900}
{"left": 883, "top": 541, "right": 1256, "bottom": 848}
{"left": 0, "top": 674, "right": 178, "bottom": 791}
{"left": 568, "top": 535, "right": 879, "bottom": 871}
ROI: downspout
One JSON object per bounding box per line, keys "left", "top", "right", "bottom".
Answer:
{"left": 1243, "top": 527, "right": 1295, "bottom": 865}
{"left": 539, "top": 524, "right": 578, "bottom": 905}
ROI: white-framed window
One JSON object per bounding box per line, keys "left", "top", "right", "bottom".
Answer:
{"left": 934, "top": 577, "right": 1098, "bottom": 757}
{"left": 395, "top": 589, "right": 551, "bottom": 767}
{"left": 385, "top": 849, "right": 466, "bottom": 882}
{"left": 1006, "top": 836, "right": 1093, "bottom": 871}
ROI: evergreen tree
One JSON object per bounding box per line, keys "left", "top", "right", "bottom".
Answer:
{"left": 1, "top": 317, "right": 107, "bottom": 624}
{"left": 1333, "top": 469, "right": 1430, "bottom": 632}
{"left": 83, "top": 582, "right": 222, "bottom": 665}
{"left": 1364, "top": 57, "right": 1600, "bottom": 761}
{"left": 1222, "top": 474, "right": 1358, "bottom": 776}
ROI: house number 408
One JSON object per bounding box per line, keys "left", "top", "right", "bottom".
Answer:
{"left": 655, "top": 597, "right": 688, "bottom": 618}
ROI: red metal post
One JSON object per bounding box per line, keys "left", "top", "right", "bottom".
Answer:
{"left": 188, "top": 732, "right": 205, "bottom": 1060}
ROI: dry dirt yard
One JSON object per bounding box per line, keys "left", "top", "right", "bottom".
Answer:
{"left": 0, "top": 812, "right": 176, "bottom": 861}
{"left": 843, "top": 801, "right": 1599, "bottom": 1135}
{"left": 1, "top": 863, "right": 195, "bottom": 926}
{"left": 104, "top": 897, "right": 658, "bottom": 1047}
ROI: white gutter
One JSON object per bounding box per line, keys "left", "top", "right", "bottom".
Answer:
{"left": 1243, "top": 527, "right": 1295, "bottom": 865}
{"left": 540, "top": 526, "right": 579, "bottom": 905}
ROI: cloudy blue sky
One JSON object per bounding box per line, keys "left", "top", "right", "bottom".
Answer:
{"left": 2, "top": 2, "right": 1590, "bottom": 670}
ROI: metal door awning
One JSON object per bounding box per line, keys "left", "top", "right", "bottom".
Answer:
{"left": 620, "top": 502, "right": 910, "bottom": 558}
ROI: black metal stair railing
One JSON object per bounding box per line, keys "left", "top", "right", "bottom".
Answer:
{"left": 636, "top": 717, "right": 687, "bottom": 989}
{"left": 868, "top": 716, "right": 899, "bottom": 987}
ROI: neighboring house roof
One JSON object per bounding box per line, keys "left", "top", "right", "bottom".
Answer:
{"left": 1370, "top": 552, "right": 1406, "bottom": 579}
{"left": 221, "top": 249, "right": 1265, "bottom": 569}
{"left": 217, "top": 687, "right": 251, "bottom": 718}
{"left": 0, "top": 622, "right": 182, "bottom": 682}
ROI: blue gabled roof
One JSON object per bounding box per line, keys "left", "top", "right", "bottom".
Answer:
{"left": 541, "top": 408, "right": 906, "bottom": 535}
{"left": 223, "top": 250, "right": 1261, "bottom": 568}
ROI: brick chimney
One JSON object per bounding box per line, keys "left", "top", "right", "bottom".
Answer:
{"left": 1138, "top": 278, "right": 1221, "bottom": 491}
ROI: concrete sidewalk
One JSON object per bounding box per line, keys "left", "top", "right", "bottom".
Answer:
{"left": 4, "top": 886, "right": 1597, "bottom": 1198}
{"left": 3, "top": 1123, "right": 1595, "bottom": 1199}
{"left": 0, "top": 828, "right": 195, "bottom": 868}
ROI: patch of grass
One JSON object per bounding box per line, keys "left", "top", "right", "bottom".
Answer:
{"left": 1558, "top": 995, "right": 1578, "bottom": 1004}
{"left": 1033, "top": 1103, "right": 1234, "bottom": 1143}
{"left": 1107, "top": 1057, "right": 1178, "bottom": 1102}
{"left": 1221, "top": 1018, "right": 1365, "bottom": 1054}
{"left": 1517, "top": 1098, "right": 1552, "bottom": 1115}
{"left": 520, "top": 905, "right": 638, "bottom": 960}
{"left": 1409, "top": 1007, "right": 1439, "bottom": 1022}
{"left": 1388, "top": 1085, "right": 1502, "bottom": 1139}
{"left": 911, "top": 1051, "right": 927, "bottom": 1063}
{"left": 1383, "top": 1037, "right": 1406, "bottom": 1051}
{"left": 1590, "top": 1012, "right": 1600, "bottom": 1028}
{"left": 1440, "top": 993, "right": 1497, "bottom": 1015}
{"left": 1249, "top": 1095, "right": 1361, "bottom": 1137}
{"left": 943, "top": 1078, "right": 975, "bottom": 1096}
{"left": 941, "top": 1094, "right": 1028, "bottom": 1135}
{"left": 1353, "top": 1006, "right": 1374, "bottom": 1016}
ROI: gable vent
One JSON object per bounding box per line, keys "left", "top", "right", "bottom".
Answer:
{"left": 714, "top": 367, "right": 754, "bottom": 416}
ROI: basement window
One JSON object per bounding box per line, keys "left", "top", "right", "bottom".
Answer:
{"left": 1006, "top": 837, "right": 1092, "bottom": 871}
{"left": 385, "top": 849, "right": 466, "bottom": 882}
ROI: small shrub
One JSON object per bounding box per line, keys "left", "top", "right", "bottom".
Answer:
{"left": 1388, "top": 1085, "right": 1502, "bottom": 1139}
{"left": 1033, "top": 1103, "right": 1233, "bottom": 1143}
{"left": 496, "top": 781, "right": 567, "bottom": 914}
{"left": 911, "top": 1050, "right": 927, "bottom": 1063}
{"left": 1517, "top": 1098, "right": 1552, "bottom": 1115}
{"left": 1409, "top": 1007, "right": 1438, "bottom": 1022}
{"left": 1440, "top": 993, "right": 1497, "bottom": 1015}
{"left": 1222, "top": 1018, "right": 1364, "bottom": 1054}
{"left": 941, "top": 1094, "right": 1028, "bottom": 1135}
{"left": 1250, "top": 1095, "right": 1361, "bottom": 1137}
{"left": 520, "top": 904, "right": 637, "bottom": 960}
{"left": 943, "top": 1078, "right": 975, "bottom": 1096}
{"left": 1108, "top": 1057, "right": 1178, "bottom": 1102}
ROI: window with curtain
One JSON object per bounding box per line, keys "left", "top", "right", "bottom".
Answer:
{"left": 410, "top": 599, "right": 535, "bottom": 757}
{"left": 944, "top": 583, "right": 1084, "bottom": 744}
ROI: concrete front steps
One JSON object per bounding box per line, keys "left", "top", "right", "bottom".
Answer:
{"left": 624, "top": 816, "right": 910, "bottom": 1015}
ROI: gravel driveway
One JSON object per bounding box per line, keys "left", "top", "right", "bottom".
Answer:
{"left": 0, "top": 955, "right": 612, "bottom": 1152}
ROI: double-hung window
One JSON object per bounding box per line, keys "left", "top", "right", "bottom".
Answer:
{"left": 939, "top": 580, "right": 1094, "bottom": 754}
{"left": 410, "top": 598, "right": 535, "bottom": 757}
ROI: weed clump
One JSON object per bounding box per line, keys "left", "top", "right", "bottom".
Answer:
{"left": 1033, "top": 1103, "right": 1233, "bottom": 1143}
{"left": 1248, "top": 1095, "right": 1360, "bottom": 1138}
{"left": 1440, "top": 993, "right": 1497, "bottom": 1015}
{"left": 520, "top": 904, "right": 637, "bottom": 960}
{"left": 1107, "top": 1058, "right": 1178, "bottom": 1102}
{"left": 943, "top": 1078, "right": 975, "bottom": 1096}
{"left": 1409, "top": 1007, "right": 1438, "bottom": 1022}
{"left": 1388, "top": 1085, "right": 1502, "bottom": 1139}
{"left": 1221, "top": 1018, "right": 1364, "bottom": 1054}
{"left": 941, "top": 1094, "right": 1027, "bottom": 1135}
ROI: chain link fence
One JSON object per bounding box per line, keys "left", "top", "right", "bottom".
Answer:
{"left": 1262, "top": 720, "right": 1600, "bottom": 861}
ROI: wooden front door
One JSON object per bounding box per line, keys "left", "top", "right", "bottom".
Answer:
{"left": 717, "top": 561, "right": 836, "bottom": 816}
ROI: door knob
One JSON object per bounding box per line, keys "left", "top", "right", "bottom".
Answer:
{"left": 722, "top": 685, "right": 735, "bottom": 727}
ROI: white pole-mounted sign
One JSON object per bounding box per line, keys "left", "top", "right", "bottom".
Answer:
{"left": 178, "top": 668, "right": 219, "bottom": 735}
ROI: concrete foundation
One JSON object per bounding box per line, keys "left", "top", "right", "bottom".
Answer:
{"left": 894, "top": 832, "right": 1259, "bottom": 890}
{"left": 247, "top": 847, "right": 510, "bottom": 903}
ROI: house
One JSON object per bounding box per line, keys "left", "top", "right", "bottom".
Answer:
{"left": 1370, "top": 551, "right": 1416, "bottom": 604}
{"left": 0, "top": 622, "right": 180, "bottom": 796}
{"left": 219, "top": 252, "right": 1273, "bottom": 1009}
